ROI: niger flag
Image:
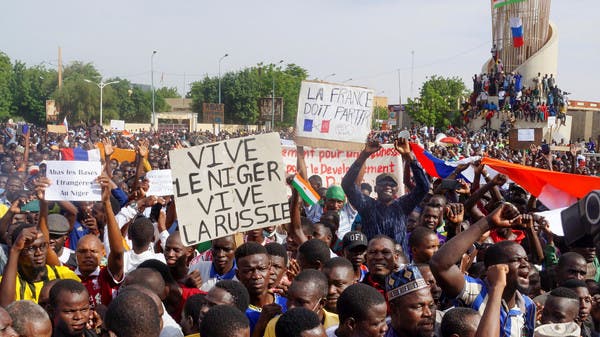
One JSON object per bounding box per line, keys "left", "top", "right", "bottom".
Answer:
{"left": 482, "top": 157, "right": 600, "bottom": 209}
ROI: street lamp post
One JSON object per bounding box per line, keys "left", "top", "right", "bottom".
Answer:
{"left": 151, "top": 50, "right": 157, "bottom": 128}
{"left": 323, "top": 73, "right": 336, "bottom": 82}
{"left": 84, "top": 79, "right": 120, "bottom": 129}
{"left": 272, "top": 60, "right": 283, "bottom": 131}
{"left": 218, "top": 53, "right": 229, "bottom": 105}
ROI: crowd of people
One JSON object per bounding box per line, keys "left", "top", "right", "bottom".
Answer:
{"left": 0, "top": 119, "right": 597, "bottom": 337}
{"left": 463, "top": 50, "right": 570, "bottom": 128}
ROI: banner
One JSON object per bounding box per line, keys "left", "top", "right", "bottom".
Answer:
{"left": 45, "top": 161, "right": 102, "bottom": 201}
{"left": 281, "top": 142, "right": 404, "bottom": 196}
{"left": 47, "top": 124, "right": 67, "bottom": 134}
{"left": 145, "top": 169, "right": 174, "bottom": 196}
{"left": 295, "top": 81, "right": 373, "bottom": 151}
{"left": 169, "top": 133, "right": 289, "bottom": 245}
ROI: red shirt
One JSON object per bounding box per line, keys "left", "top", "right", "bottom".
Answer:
{"left": 78, "top": 267, "right": 122, "bottom": 308}
{"left": 173, "top": 285, "right": 205, "bottom": 322}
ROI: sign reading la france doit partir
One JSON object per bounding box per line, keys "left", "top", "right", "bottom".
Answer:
{"left": 169, "top": 133, "right": 290, "bottom": 246}
{"left": 295, "top": 81, "right": 374, "bottom": 150}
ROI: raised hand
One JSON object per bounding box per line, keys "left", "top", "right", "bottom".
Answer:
{"left": 486, "top": 263, "right": 508, "bottom": 289}
{"left": 487, "top": 202, "right": 520, "bottom": 228}
{"left": 102, "top": 138, "right": 115, "bottom": 156}
{"left": 363, "top": 140, "right": 382, "bottom": 155}
{"left": 34, "top": 177, "right": 51, "bottom": 201}
{"left": 491, "top": 174, "right": 507, "bottom": 186}
{"left": 12, "top": 227, "right": 38, "bottom": 252}
{"left": 394, "top": 137, "right": 411, "bottom": 155}
{"left": 446, "top": 203, "right": 465, "bottom": 224}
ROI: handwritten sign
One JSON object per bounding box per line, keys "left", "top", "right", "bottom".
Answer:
{"left": 281, "top": 142, "right": 404, "bottom": 196}
{"left": 517, "top": 129, "right": 535, "bottom": 142}
{"left": 45, "top": 161, "right": 102, "bottom": 201}
{"left": 110, "top": 120, "right": 125, "bottom": 131}
{"left": 169, "top": 133, "right": 289, "bottom": 245}
{"left": 295, "top": 81, "right": 374, "bottom": 151}
{"left": 145, "top": 170, "right": 174, "bottom": 196}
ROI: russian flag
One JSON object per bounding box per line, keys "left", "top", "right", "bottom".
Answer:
{"left": 60, "top": 147, "right": 101, "bottom": 161}
{"left": 409, "top": 143, "right": 479, "bottom": 179}
{"left": 510, "top": 17, "right": 524, "bottom": 48}
{"left": 482, "top": 157, "right": 600, "bottom": 209}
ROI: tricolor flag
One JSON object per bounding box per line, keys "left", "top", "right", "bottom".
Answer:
{"left": 482, "top": 157, "right": 600, "bottom": 209}
{"left": 63, "top": 117, "right": 69, "bottom": 130}
{"left": 291, "top": 174, "right": 320, "bottom": 206}
{"left": 493, "top": 0, "right": 526, "bottom": 9}
{"left": 409, "top": 143, "right": 480, "bottom": 180}
{"left": 510, "top": 17, "right": 524, "bottom": 48}
{"left": 60, "top": 147, "right": 101, "bottom": 161}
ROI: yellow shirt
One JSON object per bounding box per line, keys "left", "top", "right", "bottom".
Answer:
{"left": 185, "top": 334, "right": 200, "bottom": 337}
{"left": 263, "top": 309, "right": 339, "bottom": 337}
{"left": 0, "top": 265, "right": 80, "bottom": 302}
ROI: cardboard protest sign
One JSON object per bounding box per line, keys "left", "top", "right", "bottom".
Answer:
{"left": 295, "top": 81, "right": 374, "bottom": 151}
{"left": 281, "top": 142, "right": 404, "bottom": 196}
{"left": 45, "top": 161, "right": 102, "bottom": 201}
{"left": 509, "top": 128, "right": 542, "bottom": 150}
{"left": 110, "top": 120, "right": 125, "bottom": 131}
{"left": 145, "top": 169, "right": 174, "bottom": 196}
{"left": 169, "top": 133, "right": 289, "bottom": 245}
{"left": 47, "top": 124, "right": 67, "bottom": 134}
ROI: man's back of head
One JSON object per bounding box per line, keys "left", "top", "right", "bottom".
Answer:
{"left": 6, "top": 300, "right": 52, "bottom": 337}
{"left": 440, "top": 307, "right": 480, "bottom": 337}
{"left": 105, "top": 289, "right": 161, "bottom": 337}
{"left": 200, "top": 304, "right": 250, "bottom": 337}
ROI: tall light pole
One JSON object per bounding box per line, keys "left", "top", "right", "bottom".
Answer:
{"left": 218, "top": 53, "right": 229, "bottom": 104}
{"left": 151, "top": 50, "right": 157, "bottom": 128}
{"left": 323, "top": 73, "right": 336, "bottom": 82}
{"left": 272, "top": 60, "right": 283, "bottom": 131}
{"left": 84, "top": 79, "right": 120, "bottom": 128}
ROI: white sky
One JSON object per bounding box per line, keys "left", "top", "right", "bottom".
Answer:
{"left": 2, "top": 0, "right": 598, "bottom": 103}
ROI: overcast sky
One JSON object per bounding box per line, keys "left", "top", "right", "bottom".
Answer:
{"left": 2, "top": 0, "right": 598, "bottom": 103}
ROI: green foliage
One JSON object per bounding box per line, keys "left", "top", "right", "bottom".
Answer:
{"left": 405, "top": 75, "right": 469, "bottom": 128}
{"left": 0, "top": 52, "right": 13, "bottom": 120}
{"left": 189, "top": 63, "right": 307, "bottom": 125}
{"left": 155, "top": 87, "right": 180, "bottom": 99}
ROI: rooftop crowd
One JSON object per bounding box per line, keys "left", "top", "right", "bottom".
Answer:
{"left": 0, "top": 117, "right": 596, "bottom": 337}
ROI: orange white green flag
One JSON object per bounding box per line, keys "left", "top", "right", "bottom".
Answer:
{"left": 291, "top": 174, "right": 320, "bottom": 206}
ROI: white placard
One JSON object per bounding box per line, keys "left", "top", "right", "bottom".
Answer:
{"left": 281, "top": 143, "right": 404, "bottom": 197}
{"left": 145, "top": 169, "right": 174, "bottom": 196}
{"left": 295, "top": 81, "right": 374, "bottom": 144}
{"left": 45, "top": 161, "right": 102, "bottom": 201}
{"left": 517, "top": 129, "right": 535, "bottom": 142}
{"left": 169, "top": 133, "right": 289, "bottom": 246}
{"left": 547, "top": 116, "right": 556, "bottom": 128}
{"left": 110, "top": 120, "right": 125, "bottom": 131}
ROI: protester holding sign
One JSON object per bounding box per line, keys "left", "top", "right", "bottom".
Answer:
{"left": 341, "top": 138, "right": 429, "bottom": 253}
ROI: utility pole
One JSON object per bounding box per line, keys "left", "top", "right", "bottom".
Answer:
{"left": 410, "top": 50, "right": 415, "bottom": 99}
{"left": 397, "top": 69, "right": 402, "bottom": 130}
{"left": 58, "top": 47, "right": 63, "bottom": 90}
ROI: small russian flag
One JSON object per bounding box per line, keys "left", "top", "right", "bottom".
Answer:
{"left": 510, "top": 17, "right": 524, "bottom": 48}
{"left": 60, "top": 147, "right": 101, "bottom": 161}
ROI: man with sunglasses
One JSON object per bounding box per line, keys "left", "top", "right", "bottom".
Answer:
{"left": 341, "top": 138, "right": 429, "bottom": 254}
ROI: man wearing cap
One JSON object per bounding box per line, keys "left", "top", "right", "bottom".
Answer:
{"left": 305, "top": 185, "right": 357, "bottom": 244}
{"left": 341, "top": 231, "right": 368, "bottom": 282}
{"left": 47, "top": 214, "right": 76, "bottom": 269}
{"left": 341, "top": 138, "right": 429, "bottom": 254}
{"left": 385, "top": 264, "right": 436, "bottom": 337}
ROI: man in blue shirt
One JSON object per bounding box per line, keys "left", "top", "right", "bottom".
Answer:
{"left": 430, "top": 204, "right": 536, "bottom": 337}
{"left": 341, "top": 138, "right": 429, "bottom": 254}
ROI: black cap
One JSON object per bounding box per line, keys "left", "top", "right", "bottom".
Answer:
{"left": 375, "top": 173, "right": 398, "bottom": 185}
{"left": 342, "top": 231, "right": 368, "bottom": 250}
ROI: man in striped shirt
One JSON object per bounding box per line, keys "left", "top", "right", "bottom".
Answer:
{"left": 430, "top": 204, "right": 536, "bottom": 337}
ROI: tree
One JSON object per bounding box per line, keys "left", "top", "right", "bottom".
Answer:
{"left": 0, "top": 52, "right": 13, "bottom": 120}
{"left": 405, "top": 75, "right": 469, "bottom": 128}
{"left": 189, "top": 63, "right": 307, "bottom": 125}
{"left": 155, "top": 87, "right": 180, "bottom": 99}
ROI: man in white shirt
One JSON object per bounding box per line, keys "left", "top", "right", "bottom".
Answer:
{"left": 123, "top": 217, "right": 166, "bottom": 274}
